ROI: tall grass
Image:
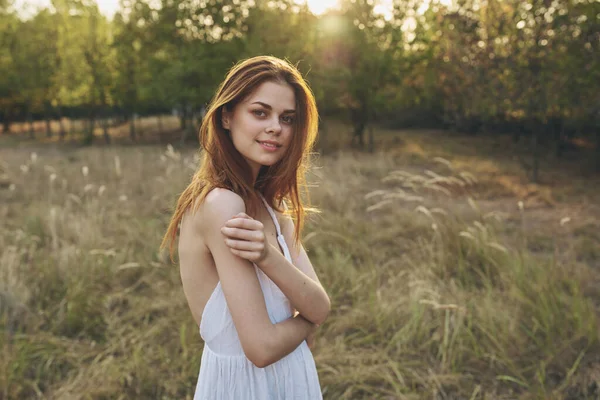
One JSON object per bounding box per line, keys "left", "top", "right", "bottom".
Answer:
{"left": 0, "top": 143, "right": 598, "bottom": 399}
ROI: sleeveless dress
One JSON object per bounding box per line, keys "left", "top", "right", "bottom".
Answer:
{"left": 193, "top": 194, "right": 323, "bottom": 400}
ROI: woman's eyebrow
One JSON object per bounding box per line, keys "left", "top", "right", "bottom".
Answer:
{"left": 251, "top": 101, "right": 295, "bottom": 113}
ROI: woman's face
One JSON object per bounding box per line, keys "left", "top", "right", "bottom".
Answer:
{"left": 222, "top": 80, "right": 296, "bottom": 182}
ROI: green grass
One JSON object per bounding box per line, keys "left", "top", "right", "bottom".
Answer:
{"left": 1, "top": 124, "right": 599, "bottom": 399}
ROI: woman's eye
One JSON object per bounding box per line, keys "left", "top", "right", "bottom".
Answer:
{"left": 282, "top": 115, "right": 295, "bottom": 124}
{"left": 253, "top": 110, "right": 266, "bottom": 117}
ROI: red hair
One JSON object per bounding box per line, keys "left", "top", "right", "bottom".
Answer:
{"left": 160, "top": 56, "right": 320, "bottom": 263}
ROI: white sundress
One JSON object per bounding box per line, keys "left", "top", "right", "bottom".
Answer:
{"left": 193, "top": 194, "right": 323, "bottom": 400}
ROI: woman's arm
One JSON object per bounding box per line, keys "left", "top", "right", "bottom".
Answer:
{"left": 181, "top": 188, "right": 315, "bottom": 368}
{"left": 221, "top": 201, "right": 330, "bottom": 327}
{"left": 279, "top": 209, "right": 329, "bottom": 338}
{"left": 255, "top": 244, "right": 330, "bottom": 326}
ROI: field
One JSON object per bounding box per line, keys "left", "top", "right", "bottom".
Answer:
{"left": 1, "top": 119, "right": 600, "bottom": 399}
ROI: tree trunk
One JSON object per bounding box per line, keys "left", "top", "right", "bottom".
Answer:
{"left": 350, "top": 106, "right": 367, "bottom": 149}
{"left": 554, "top": 119, "right": 566, "bottom": 158}
{"left": 59, "top": 118, "right": 66, "bottom": 141}
{"left": 56, "top": 106, "right": 66, "bottom": 140}
{"left": 354, "top": 123, "right": 365, "bottom": 149}
{"left": 129, "top": 113, "right": 136, "bottom": 142}
{"left": 596, "top": 129, "right": 600, "bottom": 172}
{"left": 2, "top": 119, "right": 10, "bottom": 134}
{"left": 84, "top": 117, "right": 95, "bottom": 145}
{"left": 45, "top": 117, "right": 52, "bottom": 138}
{"left": 157, "top": 114, "right": 163, "bottom": 134}
{"left": 138, "top": 114, "right": 144, "bottom": 138}
{"left": 28, "top": 114, "right": 34, "bottom": 139}
{"left": 102, "top": 116, "right": 110, "bottom": 144}
{"left": 67, "top": 118, "right": 74, "bottom": 137}
{"left": 179, "top": 111, "right": 187, "bottom": 130}
{"left": 368, "top": 125, "right": 375, "bottom": 153}
{"left": 531, "top": 128, "right": 539, "bottom": 183}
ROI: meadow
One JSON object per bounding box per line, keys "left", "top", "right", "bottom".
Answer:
{"left": 1, "top": 119, "right": 599, "bottom": 399}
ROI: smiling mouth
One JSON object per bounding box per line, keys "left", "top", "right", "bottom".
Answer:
{"left": 256, "top": 141, "right": 281, "bottom": 149}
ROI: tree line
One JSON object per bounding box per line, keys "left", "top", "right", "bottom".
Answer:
{"left": 1, "top": 0, "right": 599, "bottom": 178}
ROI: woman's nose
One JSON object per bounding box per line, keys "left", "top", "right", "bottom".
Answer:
{"left": 267, "top": 117, "right": 282, "bottom": 134}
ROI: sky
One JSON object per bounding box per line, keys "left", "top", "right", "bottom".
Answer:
{"left": 12, "top": 0, "right": 399, "bottom": 20}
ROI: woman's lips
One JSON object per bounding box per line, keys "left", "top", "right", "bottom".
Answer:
{"left": 257, "top": 141, "right": 280, "bottom": 151}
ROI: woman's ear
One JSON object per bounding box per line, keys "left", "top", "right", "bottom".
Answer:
{"left": 221, "top": 108, "right": 231, "bottom": 130}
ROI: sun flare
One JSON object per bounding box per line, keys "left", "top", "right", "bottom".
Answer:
{"left": 302, "top": 0, "right": 453, "bottom": 19}
{"left": 303, "top": 0, "right": 341, "bottom": 15}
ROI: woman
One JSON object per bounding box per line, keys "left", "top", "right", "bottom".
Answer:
{"left": 160, "top": 56, "right": 330, "bottom": 399}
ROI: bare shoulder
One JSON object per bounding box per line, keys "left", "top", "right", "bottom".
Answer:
{"left": 184, "top": 188, "right": 246, "bottom": 232}
{"left": 203, "top": 188, "right": 246, "bottom": 232}
{"left": 204, "top": 187, "right": 246, "bottom": 214}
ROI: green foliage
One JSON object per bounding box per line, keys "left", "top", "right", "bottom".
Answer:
{"left": 2, "top": 0, "right": 598, "bottom": 152}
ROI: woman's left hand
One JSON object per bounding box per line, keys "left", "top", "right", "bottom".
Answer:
{"left": 221, "top": 213, "right": 271, "bottom": 264}
{"left": 306, "top": 330, "right": 317, "bottom": 349}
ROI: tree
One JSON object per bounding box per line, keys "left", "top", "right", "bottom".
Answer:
{"left": 0, "top": 3, "right": 21, "bottom": 134}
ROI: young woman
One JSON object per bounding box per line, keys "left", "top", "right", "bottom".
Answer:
{"left": 161, "top": 56, "right": 330, "bottom": 399}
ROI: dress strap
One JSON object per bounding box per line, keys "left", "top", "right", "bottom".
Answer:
{"left": 259, "top": 194, "right": 283, "bottom": 235}
{"left": 258, "top": 194, "right": 292, "bottom": 262}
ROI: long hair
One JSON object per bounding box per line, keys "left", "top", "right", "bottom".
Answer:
{"left": 160, "top": 55, "right": 320, "bottom": 263}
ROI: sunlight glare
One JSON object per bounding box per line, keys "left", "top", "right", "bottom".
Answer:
{"left": 303, "top": 0, "right": 340, "bottom": 15}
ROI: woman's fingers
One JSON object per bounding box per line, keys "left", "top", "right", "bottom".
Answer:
{"left": 221, "top": 215, "right": 267, "bottom": 263}
{"left": 221, "top": 227, "right": 263, "bottom": 241}
{"left": 225, "top": 217, "right": 263, "bottom": 230}
{"left": 230, "top": 212, "right": 252, "bottom": 221}
{"left": 224, "top": 238, "right": 264, "bottom": 251}
{"left": 221, "top": 216, "right": 264, "bottom": 241}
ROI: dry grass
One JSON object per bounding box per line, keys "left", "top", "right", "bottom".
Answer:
{"left": 1, "top": 119, "right": 599, "bottom": 399}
